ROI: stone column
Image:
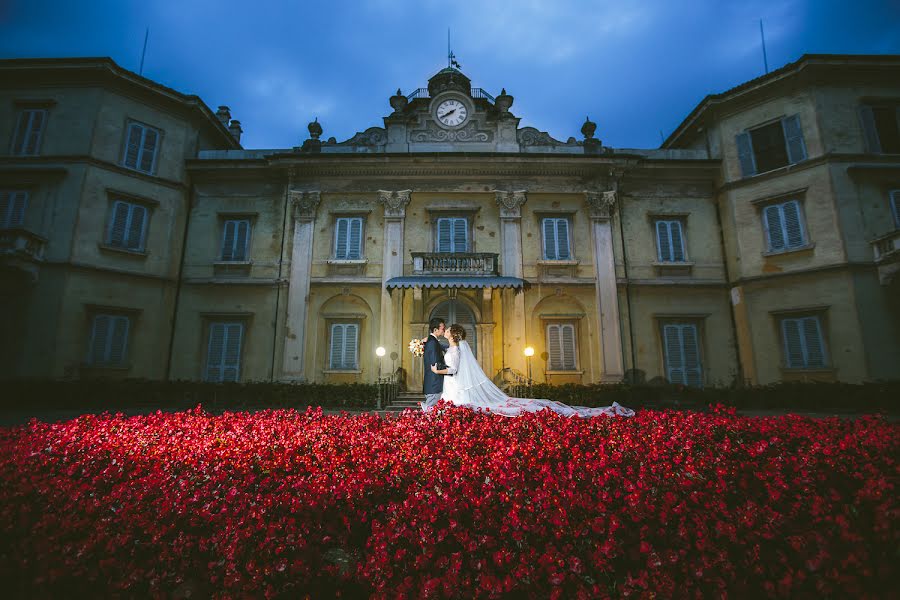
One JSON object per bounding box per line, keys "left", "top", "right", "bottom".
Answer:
{"left": 586, "top": 189, "right": 625, "bottom": 382}
{"left": 378, "top": 190, "right": 412, "bottom": 378}
{"left": 496, "top": 190, "right": 528, "bottom": 375}
{"left": 282, "top": 190, "right": 320, "bottom": 381}
{"left": 479, "top": 287, "right": 495, "bottom": 377}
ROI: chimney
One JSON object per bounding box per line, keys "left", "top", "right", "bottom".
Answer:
{"left": 215, "top": 105, "right": 231, "bottom": 126}
{"left": 228, "top": 119, "right": 243, "bottom": 143}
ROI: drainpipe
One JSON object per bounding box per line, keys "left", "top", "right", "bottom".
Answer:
{"left": 165, "top": 180, "right": 195, "bottom": 382}
{"left": 270, "top": 176, "right": 291, "bottom": 381}
{"left": 617, "top": 181, "right": 637, "bottom": 381}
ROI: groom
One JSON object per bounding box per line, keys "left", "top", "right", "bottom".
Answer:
{"left": 422, "top": 317, "right": 448, "bottom": 411}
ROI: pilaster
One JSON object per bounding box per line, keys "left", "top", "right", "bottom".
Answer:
{"left": 378, "top": 190, "right": 412, "bottom": 370}
{"left": 282, "top": 190, "right": 320, "bottom": 381}
{"left": 496, "top": 190, "right": 528, "bottom": 374}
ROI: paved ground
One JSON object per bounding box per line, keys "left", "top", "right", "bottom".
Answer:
{"left": 1, "top": 405, "right": 895, "bottom": 428}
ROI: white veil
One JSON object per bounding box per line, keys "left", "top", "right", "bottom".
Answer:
{"left": 452, "top": 341, "right": 634, "bottom": 418}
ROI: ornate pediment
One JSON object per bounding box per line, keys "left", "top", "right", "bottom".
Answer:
{"left": 328, "top": 127, "right": 387, "bottom": 148}
{"left": 409, "top": 120, "right": 493, "bottom": 144}
{"left": 517, "top": 127, "right": 577, "bottom": 147}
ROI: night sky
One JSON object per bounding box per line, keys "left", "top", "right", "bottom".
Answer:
{"left": 2, "top": 0, "right": 899, "bottom": 149}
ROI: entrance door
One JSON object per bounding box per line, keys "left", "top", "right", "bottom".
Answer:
{"left": 430, "top": 299, "right": 477, "bottom": 357}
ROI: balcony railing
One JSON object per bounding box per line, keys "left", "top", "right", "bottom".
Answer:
{"left": 0, "top": 228, "right": 46, "bottom": 262}
{"left": 405, "top": 88, "right": 496, "bottom": 103}
{"left": 411, "top": 252, "right": 499, "bottom": 276}
{"left": 872, "top": 230, "right": 900, "bottom": 262}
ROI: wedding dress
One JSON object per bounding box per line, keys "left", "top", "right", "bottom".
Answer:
{"left": 438, "top": 341, "right": 634, "bottom": 418}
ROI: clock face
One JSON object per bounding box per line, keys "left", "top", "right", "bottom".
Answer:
{"left": 436, "top": 99, "right": 468, "bottom": 127}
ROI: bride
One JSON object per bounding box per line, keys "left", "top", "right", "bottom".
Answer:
{"left": 429, "top": 324, "right": 634, "bottom": 418}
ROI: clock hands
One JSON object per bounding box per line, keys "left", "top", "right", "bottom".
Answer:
{"left": 439, "top": 108, "right": 457, "bottom": 119}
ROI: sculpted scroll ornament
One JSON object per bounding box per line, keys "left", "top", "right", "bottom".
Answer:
{"left": 495, "top": 190, "right": 528, "bottom": 218}
{"left": 377, "top": 190, "right": 412, "bottom": 218}
{"left": 290, "top": 190, "right": 321, "bottom": 221}
{"left": 585, "top": 190, "right": 617, "bottom": 219}
{"left": 410, "top": 121, "right": 492, "bottom": 143}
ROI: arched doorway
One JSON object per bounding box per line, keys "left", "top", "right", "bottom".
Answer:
{"left": 430, "top": 299, "right": 477, "bottom": 357}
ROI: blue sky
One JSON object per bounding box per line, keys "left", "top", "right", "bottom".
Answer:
{"left": 2, "top": 0, "right": 899, "bottom": 149}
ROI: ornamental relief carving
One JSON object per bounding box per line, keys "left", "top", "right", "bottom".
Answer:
{"left": 409, "top": 120, "right": 493, "bottom": 143}
{"left": 585, "top": 190, "right": 617, "bottom": 220}
{"left": 290, "top": 190, "right": 321, "bottom": 220}
{"left": 495, "top": 190, "right": 528, "bottom": 218}
{"left": 377, "top": 189, "right": 412, "bottom": 218}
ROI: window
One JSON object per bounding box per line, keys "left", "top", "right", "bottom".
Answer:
{"left": 662, "top": 323, "right": 703, "bottom": 387}
{"left": 546, "top": 323, "right": 576, "bottom": 371}
{"left": 655, "top": 220, "right": 686, "bottom": 262}
{"left": 121, "top": 121, "right": 160, "bottom": 174}
{"left": 891, "top": 190, "right": 900, "bottom": 229}
{"left": 780, "top": 315, "right": 828, "bottom": 369}
{"left": 12, "top": 108, "right": 47, "bottom": 155}
{"left": 0, "top": 190, "right": 28, "bottom": 229}
{"left": 106, "top": 200, "right": 149, "bottom": 251}
{"left": 542, "top": 218, "right": 571, "bottom": 260}
{"left": 763, "top": 200, "right": 806, "bottom": 252}
{"left": 736, "top": 114, "right": 807, "bottom": 177}
{"left": 220, "top": 219, "right": 251, "bottom": 261}
{"left": 436, "top": 217, "right": 468, "bottom": 252}
{"left": 334, "top": 217, "right": 363, "bottom": 259}
{"left": 329, "top": 323, "right": 359, "bottom": 370}
{"left": 859, "top": 105, "right": 900, "bottom": 154}
{"left": 205, "top": 322, "right": 244, "bottom": 382}
{"left": 86, "top": 314, "right": 131, "bottom": 366}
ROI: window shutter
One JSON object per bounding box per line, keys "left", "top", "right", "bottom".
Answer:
{"left": 890, "top": 190, "right": 900, "bottom": 229}
{"left": 781, "top": 318, "right": 805, "bottom": 368}
{"left": 108, "top": 316, "right": 130, "bottom": 365}
{"left": 344, "top": 324, "right": 359, "bottom": 369}
{"left": 334, "top": 218, "right": 349, "bottom": 259}
{"left": 670, "top": 221, "right": 685, "bottom": 261}
{"left": 348, "top": 218, "right": 362, "bottom": 259}
{"left": 330, "top": 324, "right": 345, "bottom": 369}
{"left": 547, "top": 324, "right": 562, "bottom": 370}
{"left": 560, "top": 324, "right": 576, "bottom": 370}
{"left": 221, "top": 220, "right": 236, "bottom": 260}
{"left": 736, "top": 132, "right": 756, "bottom": 177}
{"left": 681, "top": 325, "right": 702, "bottom": 387}
{"left": 437, "top": 219, "right": 451, "bottom": 252}
{"left": 543, "top": 218, "right": 558, "bottom": 259}
{"left": 89, "top": 315, "right": 111, "bottom": 364}
{"left": 763, "top": 205, "right": 785, "bottom": 251}
{"left": 126, "top": 204, "right": 147, "bottom": 250}
{"left": 12, "top": 112, "right": 29, "bottom": 156}
{"left": 782, "top": 201, "right": 804, "bottom": 248}
{"left": 206, "top": 323, "right": 226, "bottom": 382}
{"left": 858, "top": 106, "right": 881, "bottom": 153}
{"left": 124, "top": 123, "right": 143, "bottom": 169}
{"left": 0, "top": 193, "right": 8, "bottom": 228}
{"left": 556, "top": 219, "right": 570, "bottom": 259}
{"left": 663, "top": 324, "right": 685, "bottom": 384}
{"left": 139, "top": 127, "right": 158, "bottom": 173}
{"left": 656, "top": 221, "right": 671, "bottom": 261}
{"left": 222, "top": 323, "right": 242, "bottom": 382}
{"left": 782, "top": 114, "right": 807, "bottom": 164}
{"left": 234, "top": 220, "right": 250, "bottom": 261}
{"left": 802, "top": 317, "right": 826, "bottom": 368}
{"left": 452, "top": 218, "right": 467, "bottom": 252}
{"left": 109, "top": 201, "right": 130, "bottom": 246}
{"left": 9, "top": 191, "right": 28, "bottom": 228}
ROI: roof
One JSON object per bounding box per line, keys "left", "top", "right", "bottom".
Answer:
{"left": 663, "top": 53, "right": 900, "bottom": 149}
{"left": 0, "top": 56, "right": 241, "bottom": 149}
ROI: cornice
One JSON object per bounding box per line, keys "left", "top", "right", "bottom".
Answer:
{"left": 0, "top": 155, "right": 187, "bottom": 191}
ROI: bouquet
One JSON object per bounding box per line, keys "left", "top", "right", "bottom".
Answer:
{"left": 408, "top": 338, "right": 425, "bottom": 357}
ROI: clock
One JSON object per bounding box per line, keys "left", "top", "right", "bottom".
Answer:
{"left": 435, "top": 98, "right": 468, "bottom": 127}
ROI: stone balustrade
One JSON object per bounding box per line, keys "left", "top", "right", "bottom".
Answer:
{"left": 411, "top": 252, "right": 499, "bottom": 276}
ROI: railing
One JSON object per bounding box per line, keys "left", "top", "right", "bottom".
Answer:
{"left": 872, "top": 230, "right": 900, "bottom": 262}
{"left": 494, "top": 367, "right": 534, "bottom": 398}
{"left": 376, "top": 373, "right": 400, "bottom": 409}
{"left": 404, "top": 87, "right": 495, "bottom": 103}
{"left": 0, "top": 228, "right": 46, "bottom": 262}
{"left": 411, "top": 252, "right": 499, "bottom": 276}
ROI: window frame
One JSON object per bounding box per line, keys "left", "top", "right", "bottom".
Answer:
{"left": 859, "top": 103, "right": 900, "bottom": 154}
{"left": 434, "top": 216, "right": 470, "bottom": 253}
{"left": 105, "top": 198, "right": 151, "bottom": 252}
{"left": 891, "top": 189, "right": 900, "bottom": 229}
{"left": 761, "top": 199, "right": 809, "bottom": 254}
{"left": 778, "top": 313, "right": 830, "bottom": 370}
{"left": 659, "top": 321, "right": 705, "bottom": 388}
{"left": 736, "top": 114, "right": 807, "bottom": 177}
{"left": 328, "top": 322, "right": 360, "bottom": 371}
{"left": 541, "top": 217, "right": 572, "bottom": 260}
{"left": 0, "top": 189, "right": 29, "bottom": 229}
{"left": 120, "top": 119, "right": 162, "bottom": 175}
{"left": 653, "top": 218, "right": 688, "bottom": 263}
{"left": 220, "top": 217, "right": 253, "bottom": 262}
{"left": 545, "top": 321, "right": 578, "bottom": 372}
{"left": 11, "top": 107, "right": 48, "bottom": 156}
{"left": 85, "top": 313, "right": 132, "bottom": 367}
{"left": 333, "top": 216, "right": 365, "bottom": 260}
{"left": 204, "top": 320, "right": 246, "bottom": 383}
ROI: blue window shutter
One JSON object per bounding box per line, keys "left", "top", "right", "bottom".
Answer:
{"left": 782, "top": 201, "right": 804, "bottom": 248}
{"left": 547, "top": 324, "right": 562, "bottom": 370}
{"left": 344, "top": 324, "right": 359, "bottom": 369}
{"left": 335, "top": 218, "right": 349, "bottom": 259}
{"left": 736, "top": 132, "right": 756, "bottom": 177}
{"left": 560, "top": 324, "right": 576, "bottom": 370}
{"left": 108, "top": 316, "right": 130, "bottom": 365}
{"left": 234, "top": 220, "right": 250, "bottom": 261}
{"left": 452, "top": 218, "right": 467, "bottom": 252}
{"left": 801, "top": 317, "right": 826, "bottom": 368}
{"left": 663, "top": 324, "right": 685, "bottom": 384}
{"left": 123, "top": 123, "right": 143, "bottom": 169}
{"left": 330, "top": 324, "right": 345, "bottom": 369}
{"left": 89, "top": 315, "right": 111, "bottom": 364}
{"left": 670, "top": 221, "right": 685, "bottom": 261}
{"left": 0, "top": 193, "right": 8, "bottom": 228}
{"left": 681, "top": 324, "right": 702, "bottom": 387}
{"left": 221, "top": 220, "right": 236, "bottom": 260}
{"left": 109, "top": 201, "right": 130, "bottom": 247}
{"left": 890, "top": 190, "right": 900, "bottom": 229}
{"left": 437, "top": 219, "right": 451, "bottom": 252}
{"left": 206, "top": 323, "right": 226, "bottom": 381}
{"left": 782, "top": 114, "right": 807, "bottom": 164}
{"left": 348, "top": 218, "right": 362, "bottom": 259}
{"left": 543, "top": 218, "right": 557, "bottom": 259}
{"left": 126, "top": 204, "right": 147, "bottom": 250}
{"left": 764, "top": 205, "right": 785, "bottom": 251}
{"left": 556, "top": 219, "right": 570, "bottom": 259}
{"left": 222, "top": 323, "right": 243, "bottom": 382}
{"left": 858, "top": 106, "right": 881, "bottom": 153}
{"left": 1, "top": 191, "right": 27, "bottom": 228}
{"left": 781, "top": 318, "right": 805, "bottom": 368}
{"left": 139, "top": 127, "right": 158, "bottom": 173}
{"left": 26, "top": 110, "right": 46, "bottom": 155}
{"left": 12, "top": 112, "right": 29, "bottom": 156}
{"left": 656, "top": 220, "right": 671, "bottom": 261}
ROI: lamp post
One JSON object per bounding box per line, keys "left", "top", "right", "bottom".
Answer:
{"left": 376, "top": 347, "right": 386, "bottom": 409}
{"left": 523, "top": 346, "right": 535, "bottom": 392}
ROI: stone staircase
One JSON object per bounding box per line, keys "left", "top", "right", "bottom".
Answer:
{"left": 382, "top": 391, "right": 425, "bottom": 413}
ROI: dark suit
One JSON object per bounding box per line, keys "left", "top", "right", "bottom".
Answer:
{"left": 422, "top": 334, "right": 447, "bottom": 396}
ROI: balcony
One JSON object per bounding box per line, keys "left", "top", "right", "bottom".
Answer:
{"left": 871, "top": 230, "right": 900, "bottom": 284}
{"left": 0, "top": 228, "right": 47, "bottom": 282}
{"left": 405, "top": 88, "right": 496, "bottom": 103}
{"left": 411, "top": 252, "right": 499, "bottom": 276}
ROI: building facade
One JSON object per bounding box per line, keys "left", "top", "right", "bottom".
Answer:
{"left": 1, "top": 55, "right": 898, "bottom": 390}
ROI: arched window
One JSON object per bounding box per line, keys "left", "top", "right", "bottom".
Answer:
{"left": 429, "top": 299, "right": 477, "bottom": 357}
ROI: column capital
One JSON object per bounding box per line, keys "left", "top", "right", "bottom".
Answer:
{"left": 290, "top": 190, "right": 321, "bottom": 221}
{"left": 495, "top": 190, "right": 527, "bottom": 219}
{"left": 378, "top": 189, "right": 412, "bottom": 218}
{"left": 585, "top": 189, "right": 617, "bottom": 220}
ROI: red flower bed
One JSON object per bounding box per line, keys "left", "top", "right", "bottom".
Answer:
{"left": 0, "top": 403, "right": 897, "bottom": 598}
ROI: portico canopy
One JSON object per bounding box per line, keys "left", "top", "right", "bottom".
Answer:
{"left": 385, "top": 276, "right": 527, "bottom": 289}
